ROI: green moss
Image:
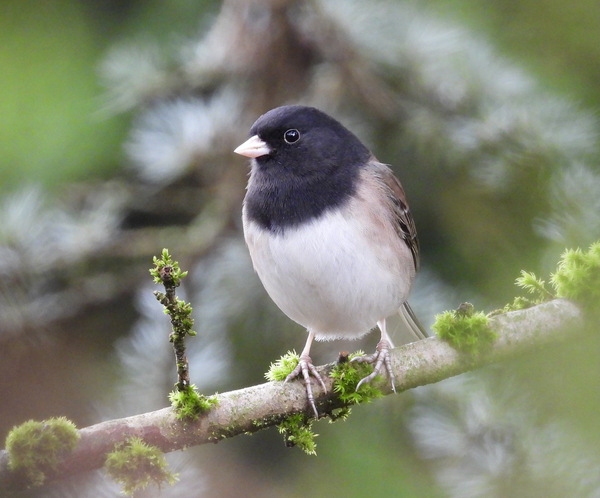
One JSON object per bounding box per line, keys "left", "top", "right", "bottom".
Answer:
{"left": 277, "top": 414, "right": 318, "bottom": 455}
{"left": 496, "top": 271, "right": 556, "bottom": 313}
{"left": 169, "top": 384, "right": 218, "bottom": 421}
{"left": 500, "top": 242, "right": 600, "bottom": 314}
{"left": 516, "top": 270, "right": 555, "bottom": 302}
{"left": 327, "top": 406, "right": 352, "bottom": 422}
{"left": 5, "top": 417, "right": 79, "bottom": 487}
{"left": 330, "top": 352, "right": 384, "bottom": 404}
{"left": 265, "top": 350, "right": 299, "bottom": 381}
{"left": 551, "top": 242, "right": 600, "bottom": 311}
{"left": 495, "top": 295, "right": 533, "bottom": 314}
{"left": 433, "top": 303, "right": 497, "bottom": 356}
{"left": 104, "top": 437, "right": 177, "bottom": 496}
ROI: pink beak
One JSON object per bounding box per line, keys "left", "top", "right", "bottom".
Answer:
{"left": 234, "top": 135, "right": 271, "bottom": 158}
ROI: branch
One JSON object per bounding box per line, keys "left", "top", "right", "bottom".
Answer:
{"left": 150, "top": 249, "right": 196, "bottom": 391}
{"left": 0, "top": 299, "right": 584, "bottom": 492}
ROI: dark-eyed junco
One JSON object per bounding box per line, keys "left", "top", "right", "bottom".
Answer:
{"left": 234, "top": 105, "right": 426, "bottom": 417}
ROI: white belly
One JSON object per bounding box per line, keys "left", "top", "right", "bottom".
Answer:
{"left": 243, "top": 207, "right": 414, "bottom": 340}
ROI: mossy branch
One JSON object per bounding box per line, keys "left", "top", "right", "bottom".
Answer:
{"left": 0, "top": 298, "right": 584, "bottom": 493}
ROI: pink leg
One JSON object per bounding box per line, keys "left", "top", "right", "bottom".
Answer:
{"left": 284, "top": 331, "right": 327, "bottom": 418}
{"left": 352, "top": 319, "right": 396, "bottom": 392}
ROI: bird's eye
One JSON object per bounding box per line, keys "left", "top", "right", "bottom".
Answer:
{"left": 283, "top": 129, "right": 300, "bottom": 144}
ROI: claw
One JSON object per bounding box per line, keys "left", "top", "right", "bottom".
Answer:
{"left": 351, "top": 338, "right": 395, "bottom": 392}
{"left": 285, "top": 353, "right": 326, "bottom": 418}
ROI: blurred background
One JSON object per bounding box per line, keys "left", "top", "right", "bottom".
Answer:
{"left": 1, "top": 0, "right": 599, "bottom": 496}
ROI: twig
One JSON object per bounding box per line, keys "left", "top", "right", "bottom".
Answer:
{"left": 150, "top": 249, "right": 196, "bottom": 390}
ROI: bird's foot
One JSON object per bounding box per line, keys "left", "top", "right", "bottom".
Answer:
{"left": 285, "top": 353, "right": 327, "bottom": 418}
{"left": 351, "top": 339, "right": 395, "bottom": 392}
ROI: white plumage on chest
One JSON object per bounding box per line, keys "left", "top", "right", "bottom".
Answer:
{"left": 242, "top": 199, "right": 414, "bottom": 341}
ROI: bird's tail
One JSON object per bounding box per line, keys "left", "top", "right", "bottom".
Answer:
{"left": 397, "top": 302, "right": 429, "bottom": 342}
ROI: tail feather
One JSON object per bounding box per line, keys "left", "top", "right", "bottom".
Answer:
{"left": 398, "top": 302, "right": 429, "bottom": 341}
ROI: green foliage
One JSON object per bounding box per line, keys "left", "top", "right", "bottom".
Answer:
{"left": 168, "top": 298, "right": 196, "bottom": 338}
{"left": 169, "top": 385, "right": 218, "bottom": 421}
{"left": 104, "top": 437, "right": 177, "bottom": 496}
{"left": 551, "top": 242, "right": 600, "bottom": 311}
{"left": 151, "top": 249, "right": 195, "bottom": 339}
{"left": 5, "top": 417, "right": 79, "bottom": 487}
{"left": 150, "top": 248, "right": 188, "bottom": 287}
{"left": 151, "top": 249, "right": 197, "bottom": 391}
{"left": 330, "top": 351, "right": 385, "bottom": 404}
{"left": 277, "top": 414, "right": 318, "bottom": 456}
{"left": 265, "top": 350, "right": 299, "bottom": 381}
{"left": 433, "top": 304, "right": 497, "bottom": 356}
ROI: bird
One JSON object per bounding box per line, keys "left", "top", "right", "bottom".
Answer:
{"left": 234, "top": 105, "right": 427, "bottom": 418}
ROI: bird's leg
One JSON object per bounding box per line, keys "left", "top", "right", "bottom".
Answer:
{"left": 352, "top": 319, "right": 396, "bottom": 392}
{"left": 284, "top": 331, "right": 326, "bottom": 418}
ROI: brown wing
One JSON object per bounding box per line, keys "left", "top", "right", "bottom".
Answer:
{"left": 374, "top": 161, "right": 420, "bottom": 271}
